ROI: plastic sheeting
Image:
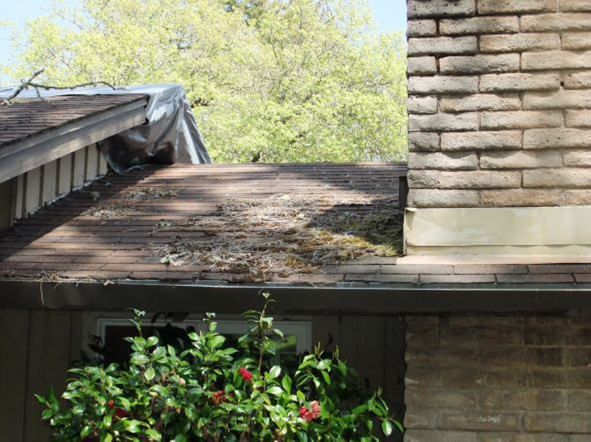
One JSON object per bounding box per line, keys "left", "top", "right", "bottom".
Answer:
{"left": 0, "top": 83, "right": 211, "bottom": 172}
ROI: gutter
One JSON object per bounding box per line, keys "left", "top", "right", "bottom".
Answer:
{"left": 2, "top": 278, "right": 591, "bottom": 315}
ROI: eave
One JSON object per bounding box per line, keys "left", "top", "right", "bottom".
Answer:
{"left": 3, "top": 278, "right": 591, "bottom": 315}
{"left": 0, "top": 96, "right": 148, "bottom": 184}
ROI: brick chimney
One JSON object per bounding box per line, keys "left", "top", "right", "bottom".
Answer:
{"left": 404, "top": 0, "right": 591, "bottom": 259}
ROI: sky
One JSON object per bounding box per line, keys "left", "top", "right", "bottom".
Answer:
{"left": 0, "top": 0, "right": 407, "bottom": 85}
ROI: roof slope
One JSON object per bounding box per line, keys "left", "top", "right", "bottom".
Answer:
{"left": 0, "top": 94, "right": 147, "bottom": 148}
{"left": 1, "top": 162, "right": 589, "bottom": 291}
{"left": 0, "top": 163, "right": 406, "bottom": 284}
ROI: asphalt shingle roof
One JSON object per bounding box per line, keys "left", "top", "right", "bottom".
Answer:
{"left": 1, "top": 162, "right": 589, "bottom": 290}
{"left": 0, "top": 94, "right": 147, "bottom": 148}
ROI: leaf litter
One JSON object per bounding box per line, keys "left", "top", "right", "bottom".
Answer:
{"left": 151, "top": 194, "right": 402, "bottom": 279}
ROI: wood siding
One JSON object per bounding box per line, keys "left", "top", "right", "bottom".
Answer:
{"left": 0, "top": 310, "right": 405, "bottom": 441}
{"left": 0, "top": 144, "right": 108, "bottom": 228}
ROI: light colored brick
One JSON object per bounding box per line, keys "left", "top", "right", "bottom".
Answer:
{"left": 408, "top": 20, "right": 437, "bottom": 37}
{"left": 409, "top": 132, "right": 440, "bottom": 151}
{"left": 480, "top": 189, "right": 563, "bottom": 207}
{"left": 564, "top": 72, "right": 591, "bottom": 89}
{"left": 522, "top": 50, "right": 591, "bottom": 70}
{"left": 524, "top": 90, "right": 591, "bottom": 109}
{"left": 408, "top": 189, "right": 480, "bottom": 207}
{"left": 440, "top": 411, "right": 521, "bottom": 431}
{"left": 408, "top": 76, "right": 479, "bottom": 95}
{"left": 560, "top": 0, "right": 591, "bottom": 12}
{"left": 524, "top": 128, "right": 591, "bottom": 149}
{"left": 480, "top": 33, "right": 560, "bottom": 53}
{"left": 405, "top": 388, "right": 478, "bottom": 409}
{"left": 440, "top": 16, "right": 519, "bottom": 35}
{"left": 409, "top": 170, "right": 521, "bottom": 189}
{"left": 408, "top": 57, "right": 438, "bottom": 75}
{"left": 563, "top": 32, "right": 591, "bottom": 50}
{"left": 406, "top": 346, "right": 479, "bottom": 367}
{"left": 522, "top": 13, "right": 591, "bottom": 32}
{"left": 409, "top": 152, "right": 478, "bottom": 170}
{"left": 440, "top": 324, "right": 524, "bottom": 345}
{"left": 405, "top": 430, "right": 479, "bottom": 442}
{"left": 408, "top": 37, "right": 477, "bottom": 56}
{"left": 408, "top": 96, "right": 438, "bottom": 114}
{"left": 563, "top": 190, "right": 591, "bottom": 205}
{"left": 566, "top": 110, "right": 591, "bottom": 127}
{"left": 409, "top": 112, "right": 479, "bottom": 132}
{"left": 481, "top": 435, "right": 568, "bottom": 442}
{"left": 480, "top": 150, "right": 562, "bottom": 169}
{"left": 523, "top": 168, "right": 591, "bottom": 188}
{"left": 563, "top": 150, "right": 591, "bottom": 167}
{"left": 481, "top": 111, "right": 563, "bottom": 130}
{"left": 440, "top": 94, "right": 520, "bottom": 112}
{"left": 439, "top": 54, "right": 519, "bottom": 74}
{"left": 404, "top": 407, "right": 438, "bottom": 429}
{"left": 441, "top": 131, "right": 522, "bottom": 150}
{"left": 480, "top": 73, "right": 561, "bottom": 92}
{"left": 408, "top": 0, "right": 476, "bottom": 18}
{"left": 569, "top": 391, "right": 591, "bottom": 411}
{"left": 524, "top": 413, "right": 591, "bottom": 433}
{"left": 479, "top": 0, "right": 556, "bottom": 14}
{"left": 481, "top": 389, "right": 567, "bottom": 412}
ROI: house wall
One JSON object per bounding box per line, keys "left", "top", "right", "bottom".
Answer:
{"left": 405, "top": 0, "right": 591, "bottom": 256}
{"left": 0, "top": 309, "right": 405, "bottom": 441}
{"left": 0, "top": 143, "right": 108, "bottom": 230}
{"left": 404, "top": 315, "right": 591, "bottom": 441}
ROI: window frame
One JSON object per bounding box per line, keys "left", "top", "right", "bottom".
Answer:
{"left": 95, "top": 318, "right": 312, "bottom": 355}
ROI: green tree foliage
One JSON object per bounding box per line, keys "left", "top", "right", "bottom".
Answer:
{"left": 5, "top": 0, "right": 407, "bottom": 163}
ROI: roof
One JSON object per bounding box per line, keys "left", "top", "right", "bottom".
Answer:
{"left": 0, "top": 94, "right": 148, "bottom": 148}
{"left": 1, "top": 162, "right": 591, "bottom": 314}
{"left": 0, "top": 162, "right": 405, "bottom": 283}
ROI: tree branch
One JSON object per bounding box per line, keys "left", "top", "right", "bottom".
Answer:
{"left": 1, "top": 68, "right": 44, "bottom": 105}
{"left": 1, "top": 69, "right": 123, "bottom": 106}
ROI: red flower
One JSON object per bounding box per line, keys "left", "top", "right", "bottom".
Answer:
{"left": 107, "top": 400, "right": 115, "bottom": 409}
{"left": 114, "top": 408, "right": 127, "bottom": 419}
{"left": 299, "top": 406, "right": 314, "bottom": 422}
{"left": 211, "top": 390, "right": 227, "bottom": 405}
{"left": 238, "top": 367, "right": 253, "bottom": 382}
{"left": 310, "top": 401, "right": 321, "bottom": 419}
{"left": 299, "top": 401, "right": 321, "bottom": 422}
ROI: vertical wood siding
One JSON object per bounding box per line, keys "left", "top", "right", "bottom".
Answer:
{"left": 0, "top": 144, "right": 107, "bottom": 229}
{"left": 0, "top": 311, "right": 405, "bottom": 441}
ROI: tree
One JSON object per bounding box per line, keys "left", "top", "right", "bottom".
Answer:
{"left": 4, "top": 0, "right": 407, "bottom": 163}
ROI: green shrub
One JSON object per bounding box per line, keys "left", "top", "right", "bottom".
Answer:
{"left": 37, "top": 294, "right": 402, "bottom": 441}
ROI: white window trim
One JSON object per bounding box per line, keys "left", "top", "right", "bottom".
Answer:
{"left": 96, "top": 318, "right": 312, "bottom": 354}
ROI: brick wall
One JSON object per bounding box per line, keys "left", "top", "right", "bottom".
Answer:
{"left": 404, "top": 316, "right": 591, "bottom": 441}
{"left": 407, "top": 0, "right": 591, "bottom": 208}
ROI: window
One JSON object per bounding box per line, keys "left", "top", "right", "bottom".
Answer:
{"left": 95, "top": 318, "right": 312, "bottom": 366}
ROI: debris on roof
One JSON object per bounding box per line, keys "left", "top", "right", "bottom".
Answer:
{"left": 0, "top": 163, "right": 406, "bottom": 285}
{"left": 151, "top": 193, "right": 402, "bottom": 281}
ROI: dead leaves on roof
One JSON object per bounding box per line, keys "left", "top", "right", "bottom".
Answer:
{"left": 152, "top": 194, "right": 402, "bottom": 280}
{"left": 122, "top": 187, "right": 178, "bottom": 200}
{"left": 83, "top": 204, "right": 136, "bottom": 220}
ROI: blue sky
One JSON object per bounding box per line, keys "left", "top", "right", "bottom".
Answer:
{"left": 0, "top": 0, "right": 407, "bottom": 84}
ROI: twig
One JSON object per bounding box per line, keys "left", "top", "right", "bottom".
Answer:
{"left": 1, "top": 68, "right": 123, "bottom": 105}
{"left": 28, "top": 80, "right": 122, "bottom": 91}
{"left": 1, "top": 68, "right": 44, "bottom": 105}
